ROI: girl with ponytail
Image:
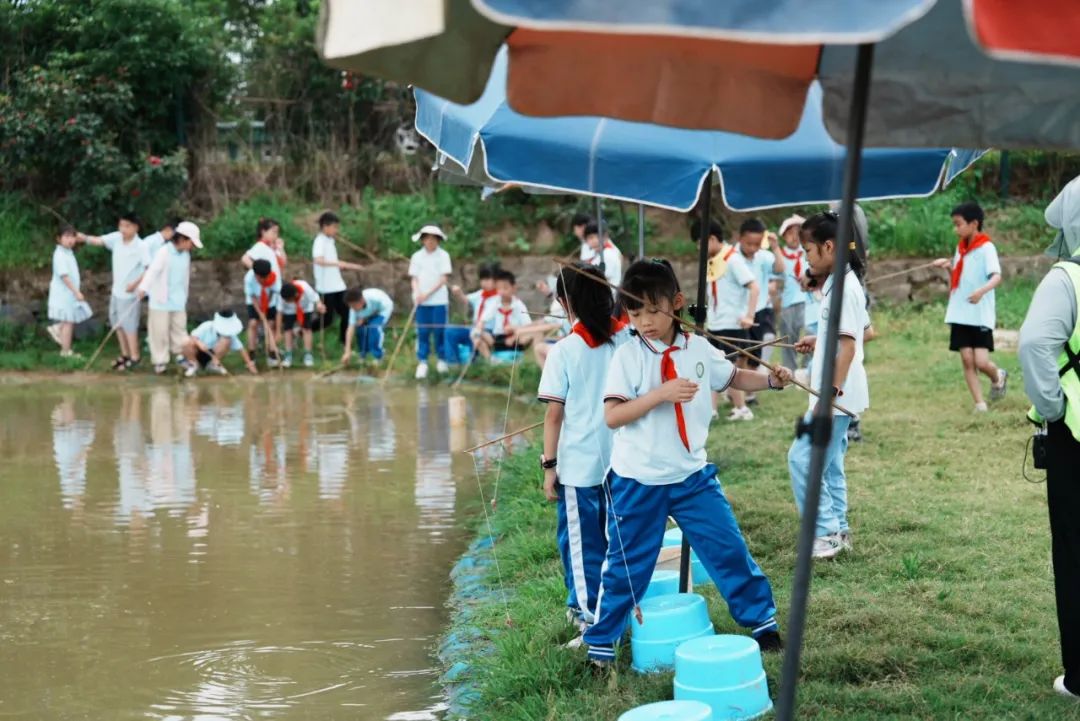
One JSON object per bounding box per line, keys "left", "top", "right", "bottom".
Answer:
{"left": 536, "top": 263, "right": 631, "bottom": 634}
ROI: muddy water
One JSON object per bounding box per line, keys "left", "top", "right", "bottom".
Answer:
{"left": 0, "top": 379, "right": 533, "bottom": 720}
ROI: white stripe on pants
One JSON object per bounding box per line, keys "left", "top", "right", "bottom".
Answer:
{"left": 564, "top": 487, "right": 592, "bottom": 623}
{"left": 148, "top": 309, "right": 187, "bottom": 365}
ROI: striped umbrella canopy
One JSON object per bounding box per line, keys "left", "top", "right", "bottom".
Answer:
{"left": 319, "top": 0, "right": 1080, "bottom": 148}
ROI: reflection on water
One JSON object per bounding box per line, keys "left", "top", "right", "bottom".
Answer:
{"left": 0, "top": 380, "right": 533, "bottom": 720}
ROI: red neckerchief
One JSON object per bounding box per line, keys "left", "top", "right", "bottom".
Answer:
{"left": 951, "top": 233, "right": 991, "bottom": 292}
{"left": 258, "top": 271, "right": 277, "bottom": 315}
{"left": 292, "top": 280, "right": 305, "bottom": 327}
{"left": 658, "top": 336, "right": 691, "bottom": 452}
{"left": 722, "top": 245, "right": 737, "bottom": 261}
{"left": 476, "top": 288, "right": 497, "bottom": 321}
{"left": 780, "top": 246, "right": 803, "bottom": 278}
{"left": 571, "top": 317, "right": 628, "bottom": 349}
{"left": 497, "top": 303, "right": 515, "bottom": 333}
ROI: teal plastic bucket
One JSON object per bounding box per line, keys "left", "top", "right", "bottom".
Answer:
{"left": 674, "top": 634, "right": 772, "bottom": 721}
{"left": 630, "top": 593, "right": 714, "bottom": 673}
{"left": 661, "top": 527, "right": 711, "bottom": 586}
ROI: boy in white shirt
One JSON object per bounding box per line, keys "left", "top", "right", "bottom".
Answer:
{"left": 448, "top": 263, "right": 500, "bottom": 363}
{"left": 693, "top": 219, "right": 738, "bottom": 417}
{"left": 583, "top": 223, "right": 623, "bottom": 291}
{"left": 711, "top": 223, "right": 761, "bottom": 422}
{"left": 342, "top": 286, "right": 395, "bottom": 364}
{"left": 408, "top": 224, "right": 453, "bottom": 379}
{"left": 311, "top": 212, "right": 363, "bottom": 345}
{"left": 582, "top": 259, "right": 790, "bottom": 666}
{"left": 279, "top": 279, "right": 324, "bottom": 368}
{"left": 141, "top": 218, "right": 178, "bottom": 258}
{"left": 773, "top": 215, "right": 808, "bottom": 371}
{"left": 473, "top": 270, "right": 531, "bottom": 361}
{"left": 537, "top": 264, "right": 631, "bottom": 630}
{"left": 738, "top": 220, "right": 777, "bottom": 372}
{"left": 932, "top": 202, "right": 1008, "bottom": 411}
{"left": 572, "top": 213, "right": 593, "bottom": 261}
{"left": 243, "top": 259, "right": 282, "bottom": 365}
{"left": 789, "top": 213, "right": 871, "bottom": 560}
{"left": 79, "top": 213, "right": 148, "bottom": 371}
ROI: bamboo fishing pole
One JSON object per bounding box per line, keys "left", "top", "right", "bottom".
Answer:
{"left": 553, "top": 258, "right": 855, "bottom": 417}
{"left": 865, "top": 261, "right": 944, "bottom": 285}
{"left": 381, "top": 304, "right": 417, "bottom": 385}
{"left": 82, "top": 299, "right": 142, "bottom": 371}
{"left": 463, "top": 420, "right": 544, "bottom": 454}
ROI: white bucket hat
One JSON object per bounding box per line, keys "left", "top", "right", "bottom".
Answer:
{"left": 212, "top": 310, "right": 242, "bottom": 337}
{"left": 175, "top": 220, "right": 203, "bottom": 249}
{"left": 411, "top": 224, "right": 447, "bottom": 242}
{"left": 778, "top": 214, "right": 806, "bottom": 239}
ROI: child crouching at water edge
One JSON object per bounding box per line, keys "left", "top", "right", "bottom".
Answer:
{"left": 537, "top": 264, "right": 631, "bottom": 634}
{"left": 789, "top": 212, "right": 870, "bottom": 560}
{"left": 583, "top": 260, "right": 790, "bottom": 665}
{"left": 47, "top": 225, "right": 93, "bottom": 358}
{"left": 181, "top": 310, "right": 257, "bottom": 377}
{"left": 342, "top": 286, "right": 395, "bottom": 364}
{"left": 279, "top": 279, "right": 324, "bottom": 368}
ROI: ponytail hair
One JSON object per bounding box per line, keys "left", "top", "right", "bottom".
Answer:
{"left": 803, "top": 211, "right": 867, "bottom": 287}
{"left": 556, "top": 263, "right": 615, "bottom": 346}
{"left": 256, "top": 217, "right": 280, "bottom": 241}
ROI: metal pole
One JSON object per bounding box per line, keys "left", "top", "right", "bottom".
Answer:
{"left": 637, "top": 203, "right": 646, "bottom": 258}
{"left": 775, "top": 43, "right": 874, "bottom": 721}
{"left": 679, "top": 180, "right": 712, "bottom": 594}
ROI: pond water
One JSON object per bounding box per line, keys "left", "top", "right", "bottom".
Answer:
{"left": 0, "top": 379, "right": 533, "bottom": 720}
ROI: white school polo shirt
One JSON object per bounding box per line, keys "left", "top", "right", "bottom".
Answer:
{"left": 480, "top": 297, "right": 530, "bottom": 335}
{"left": 279, "top": 279, "right": 318, "bottom": 316}
{"left": 605, "top": 332, "right": 736, "bottom": 485}
{"left": 467, "top": 289, "right": 499, "bottom": 324}
{"left": 246, "top": 241, "right": 281, "bottom": 277}
{"left": 102, "top": 232, "right": 149, "bottom": 300}
{"left": 711, "top": 252, "right": 756, "bottom": 330}
{"left": 810, "top": 269, "right": 869, "bottom": 416}
{"left": 944, "top": 241, "right": 1001, "bottom": 329}
{"left": 747, "top": 249, "right": 776, "bottom": 312}
{"left": 311, "top": 233, "right": 347, "bottom": 294}
{"left": 537, "top": 324, "right": 632, "bottom": 487}
{"left": 585, "top": 242, "right": 623, "bottom": 289}
{"left": 777, "top": 246, "right": 808, "bottom": 308}
{"left": 409, "top": 246, "right": 452, "bottom": 306}
{"left": 350, "top": 288, "right": 395, "bottom": 323}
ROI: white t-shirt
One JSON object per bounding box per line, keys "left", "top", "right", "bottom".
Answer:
{"left": 584, "top": 241, "right": 623, "bottom": 289}
{"left": 747, "top": 249, "right": 775, "bottom": 312}
{"left": 349, "top": 288, "right": 395, "bottom": 323}
{"left": 191, "top": 320, "right": 243, "bottom": 352}
{"left": 537, "top": 324, "right": 632, "bottom": 487}
{"left": 810, "top": 269, "right": 869, "bottom": 416}
{"left": 279, "top": 279, "right": 318, "bottom": 316}
{"left": 142, "top": 231, "right": 168, "bottom": 258}
{"left": 466, "top": 289, "right": 499, "bottom": 324}
{"left": 711, "top": 252, "right": 756, "bottom": 330}
{"left": 409, "top": 246, "right": 452, "bottom": 306}
{"left": 246, "top": 241, "right": 281, "bottom": 277}
{"left": 605, "top": 333, "right": 737, "bottom": 485}
{"left": 311, "top": 233, "right": 347, "bottom": 294}
{"left": 944, "top": 241, "right": 1001, "bottom": 329}
{"left": 777, "top": 246, "right": 808, "bottom": 309}
{"left": 480, "top": 297, "right": 530, "bottom": 335}
{"left": 102, "top": 232, "right": 149, "bottom": 299}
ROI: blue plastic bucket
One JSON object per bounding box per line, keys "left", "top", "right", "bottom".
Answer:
{"left": 674, "top": 634, "right": 772, "bottom": 721}
{"left": 618, "top": 700, "right": 714, "bottom": 721}
{"left": 630, "top": 593, "right": 714, "bottom": 673}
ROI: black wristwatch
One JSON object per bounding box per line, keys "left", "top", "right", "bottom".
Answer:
{"left": 540, "top": 455, "right": 557, "bottom": 470}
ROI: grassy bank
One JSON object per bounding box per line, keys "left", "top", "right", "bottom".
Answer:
{"left": 442, "top": 299, "right": 1080, "bottom": 720}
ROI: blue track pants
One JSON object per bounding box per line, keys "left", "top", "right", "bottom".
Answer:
{"left": 556, "top": 484, "right": 607, "bottom": 625}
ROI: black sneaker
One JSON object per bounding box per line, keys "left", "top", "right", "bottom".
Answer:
{"left": 755, "top": 630, "right": 784, "bottom": 653}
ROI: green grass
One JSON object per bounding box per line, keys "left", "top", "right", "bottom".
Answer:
{"left": 444, "top": 302, "right": 1080, "bottom": 720}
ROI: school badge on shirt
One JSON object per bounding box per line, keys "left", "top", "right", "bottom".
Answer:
{"left": 696, "top": 361, "right": 705, "bottom": 379}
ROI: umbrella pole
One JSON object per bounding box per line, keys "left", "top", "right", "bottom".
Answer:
{"left": 678, "top": 180, "right": 712, "bottom": 594}
{"left": 776, "top": 43, "right": 875, "bottom": 721}
{"left": 637, "top": 203, "right": 645, "bottom": 259}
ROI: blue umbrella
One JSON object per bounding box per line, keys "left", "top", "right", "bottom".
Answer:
{"left": 416, "top": 47, "right": 980, "bottom": 213}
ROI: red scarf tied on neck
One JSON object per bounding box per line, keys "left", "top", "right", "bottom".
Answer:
{"left": 475, "top": 288, "right": 497, "bottom": 322}
{"left": 257, "top": 271, "right": 278, "bottom": 315}
{"left": 497, "top": 306, "right": 514, "bottom": 334}
{"left": 950, "top": 233, "right": 992, "bottom": 292}
{"left": 780, "top": 246, "right": 803, "bottom": 278}
{"left": 659, "top": 341, "right": 691, "bottom": 453}
{"left": 291, "top": 279, "right": 305, "bottom": 326}
{"left": 571, "top": 317, "right": 629, "bottom": 349}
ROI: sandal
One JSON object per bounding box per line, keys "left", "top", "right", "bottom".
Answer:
{"left": 123, "top": 357, "right": 141, "bottom": 371}
{"left": 110, "top": 356, "right": 128, "bottom": 370}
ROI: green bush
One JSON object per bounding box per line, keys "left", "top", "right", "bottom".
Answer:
{"left": 200, "top": 196, "right": 306, "bottom": 260}
{"left": 0, "top": 193, "right": 53, "bottom": 270}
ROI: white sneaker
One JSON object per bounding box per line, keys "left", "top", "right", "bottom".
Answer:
{"left": 184, "top": 365, "right": 198, "bottom": 378}
{"left": 207, "top": 363, "right": 227, "bottom": 376}
{"left": 839, "top": 531, "right": 853, "bottom": 551}
{"left": 415, "top": 362, "right": 429, "bottom": 380}
{"left": 1055, "top": 675, "right": 1079, "bottom": 699}
{"left": 812, "top": 535, "right": 843, "bottom": 560}
{"left": 153, "top": 364, "right": 168, "bottom": 375}
{"left": 436, "top": 360, "right": 450, "bottom": 374}
{"left": 563, "top": 635, "right": 586, "bottom": 650}
{"left": 303, "top": 352, "right": 314, "bottom": 368}
{"left": 727, "top": 406, "right": 754, "bottom": 422}
{"left": 974, "top": 402, "right": 989, "bottom": 413}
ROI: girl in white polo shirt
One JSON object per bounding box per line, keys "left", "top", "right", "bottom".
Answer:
{"left": 537, "top": 264, "right": 631, "bottom": 631}
{"left": 789, "top": 213, "right": 870, "bottom": 560}
{"left": 582, "top": 259, "right": 790, "bottom": 666}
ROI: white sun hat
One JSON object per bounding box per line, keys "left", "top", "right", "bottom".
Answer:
{"left": 212, "top": 310, "right": 243, "bottom": 337}
{"left": 778, "top": 214, "right": 806, "bottom": 239}
{"left": 411, "top": 224, "right": 447, "bottom": 242}
{"left": 175, "top": 220, "right": 203, "bottom": 249}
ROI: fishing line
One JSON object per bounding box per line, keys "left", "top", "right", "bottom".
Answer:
{"left": 469, "top": 449, "right": 514, "bottom": 627}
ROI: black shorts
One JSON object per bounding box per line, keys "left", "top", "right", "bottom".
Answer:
{"left": 752, "top": 308, "right": 776, "bottom": 340}
{"left": 246, "top": 305, "right": 277, "bottom": 322}
{"left": 492, "top": 335, "right": 519, "bottom": 352}
{"left": 949, "top": 323, "right": 994, "bottom": 352}
{"left": 195, "top": 349, "right": 213, "bottom": 368}
{"left": 707, "top": 328, "right": 750, "bottom": 355}
{"left": 282, "top": 313, "right": 314, "bottom": 332}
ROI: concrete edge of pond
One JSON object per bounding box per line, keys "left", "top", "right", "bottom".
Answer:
{"left": 438, "top": 535, "right": 498, "bottom": 719}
